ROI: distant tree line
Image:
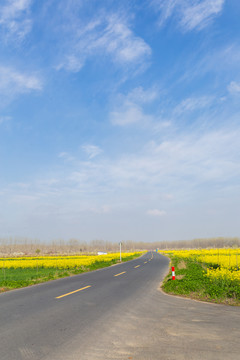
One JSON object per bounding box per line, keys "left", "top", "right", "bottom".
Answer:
{"left": 0, "top": 236, "right": 240, "bottom": 256}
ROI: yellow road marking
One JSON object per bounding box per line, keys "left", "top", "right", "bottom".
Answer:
{"left": 114, "top": 271, "right": 126, "bottom": 277}
{"left": 144, "top": 261, "right": 148, "bottom": 264}
{"left": 56, "top": 285, "right": 91, "bottom": 299}
{"left": 134, "top": 265, "right": 140, "bottom": 268}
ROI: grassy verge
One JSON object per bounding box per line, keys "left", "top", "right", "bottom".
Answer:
{"left": 162, "top": 254, "right": 240, "bottom": 306}
{"left": 0, "top": 253, "right": 142, "bottom": 292}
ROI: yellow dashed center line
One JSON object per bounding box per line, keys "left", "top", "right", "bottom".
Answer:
{"left": 134, "top": 265, "right": 140, "bottom": 268}
{"left": 114, "top": 271, "right": 126, "bottom": 277}
{"left": 144, "top": 261, "right": 148, "bottom": 264}
{"left": 56, "top": 285, "right": 91, "bottom": 299}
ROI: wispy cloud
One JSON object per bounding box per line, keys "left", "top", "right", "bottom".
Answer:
{"left": 110, "top": 87, "right": 158, "bottom": 126}
{"left": 180, "top": 0, "right": 225, "bottom": 31}
{"left": 110, "top": 105, "right": 152, "bottom": 126}
{"left": 110, "top": 92, "right": 215, "bottom": 128}
{"left": 82, "top": 145, "right": 103, "bottom": 159}
{"left": 0, "top": 65, "right": 42, "bottom": 105}
{"left": 2, "top": 124, "right": 240, "bottom": 240}
{"left": 13, "top": 126, "right": 240, "bottom": 197}
{"left": 147, "top": 209, "right": 166, "bottom": 217}
{"left": 173, "top": 96, "right": 214, "bottom": 115}
{"left": 152, "top": 0, "right": 225, "bottom": 31}
{"left": 0, "top": 0, "right": 32, "bottom": 41}
{"left": 228, "top": 81, "right": 240, "bottom": 95}
{"left": 178, "top": 44, "right": 240, "bottom": 87}
{"left": 125, "top": 87, "right": 158, "bottom": 103}
{"left": 58, "top": 152, "right": 75, "bottom": 162}
{"left": 57, "top": 13, "right": 151, "bottom": 73}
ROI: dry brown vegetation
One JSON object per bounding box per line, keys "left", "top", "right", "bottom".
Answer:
{"left": 0, "top": 236, "right": 240, "bottom": 257}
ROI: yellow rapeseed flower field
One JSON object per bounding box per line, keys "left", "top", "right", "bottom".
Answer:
{"left": 160, "top": 248, "right": 240, "bottom": 282}
{"left": 0, "top": 252, "right": 142, "bottom": 270}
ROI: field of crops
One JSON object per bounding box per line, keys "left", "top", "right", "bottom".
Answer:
{"left": 0, "top": 252, "right": 143, "bottom": 291}
{"left": 0, "top": 252, "right": 143, "bottom": 269}
{"left": 161, "top": 248, "right": 240, "bottom": 305}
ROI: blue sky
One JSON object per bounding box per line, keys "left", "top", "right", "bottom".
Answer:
{"left": 0, "top": 0, "right": 240, "bottom": 243}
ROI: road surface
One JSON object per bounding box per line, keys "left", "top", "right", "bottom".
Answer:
{"left": 0, "top": 251, "right": 240, "bottom": 359}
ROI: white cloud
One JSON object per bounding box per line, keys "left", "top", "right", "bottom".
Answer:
{"left": 59, "top": 127, "right": 240, "bottom": 195}
{"left": 82, "top": 145, "right": 103, "bottom": 159}
{"left": 103, "top": 18, "right": 150, "bottom": 63}
{"left": 107, "top": 127, "right": 240, "bottom": 190}
{"left": 147, "top": 209, "right": 166, "bottom": 217}
{"left": 0, "top": 65, "right": 42, "bottom": 91}
{"left": 151, "top": 0, "right": 178, "bottom": 26}
{"left": 14, "top": 126, "right": 240, "bottom": 201}
{"left": 58, "top": 152, "right": 75, "bottom": 162}
{"left": 110, "top": 87, "right": 157, "bottom": 126}
{"left": 181, "top": 0, "right": 225, "bottom": 31}
{"left": 179, "top": 44, "right": 240, "bottom": 85}
{"left": 173, "top": 96, "right": 214, "bottom": 115}
{"left": 126, "top": 87, "right": 158, "bottom": 104}
{"left": 57, "top": 13, "right": 151, "bottom": 72}
{"left": 56, "top": 55, "right": 84, "bottom": 73}
{"left": 110, "top": 104, "right": 152, "bottom": 126}
{"left": 152, "top": 0, "right": 225, "bottom": 31}
{"left": 0, "top": 0, "right": 32, "bottom": 40}
{"left": 144, "top": 129, "right": 240, "bottom": 184}
{"left": 0, "top": 65, "right": 42, "bottom": 105}
{"left": 228, "top": 81, "right": 240, "bottom": 95}
{"left": 2, "top": 125, "right": 240, "bottom": 240}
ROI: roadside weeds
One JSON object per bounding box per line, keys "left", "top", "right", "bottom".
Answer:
{"left": 160, "top": 253, "right": 240, "bottom": 306}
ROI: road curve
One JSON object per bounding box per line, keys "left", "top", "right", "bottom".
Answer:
{"left": 0, "top": 251, "right": 240, "bottom": 360}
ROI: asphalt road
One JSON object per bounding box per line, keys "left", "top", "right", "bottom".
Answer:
{"left": 1, "top": 251, "right": 240, "bottom": 360}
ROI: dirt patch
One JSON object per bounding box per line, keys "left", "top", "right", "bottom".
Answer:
{"left": 178, "top": 261, "right": 186, "bottom": 269}
{"left": 201, "top": 263, "right": 208, "bottom": 270}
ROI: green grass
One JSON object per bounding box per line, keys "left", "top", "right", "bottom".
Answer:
{"left": 0, "top": 253, "right": 142, "bottom": 292}
{"left": 162, "top": 255, "right": 240, "bottom": 305}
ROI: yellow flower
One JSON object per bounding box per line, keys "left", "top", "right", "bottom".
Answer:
{"left": 0, "top": 252, "right": 142, "bottom": 269}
